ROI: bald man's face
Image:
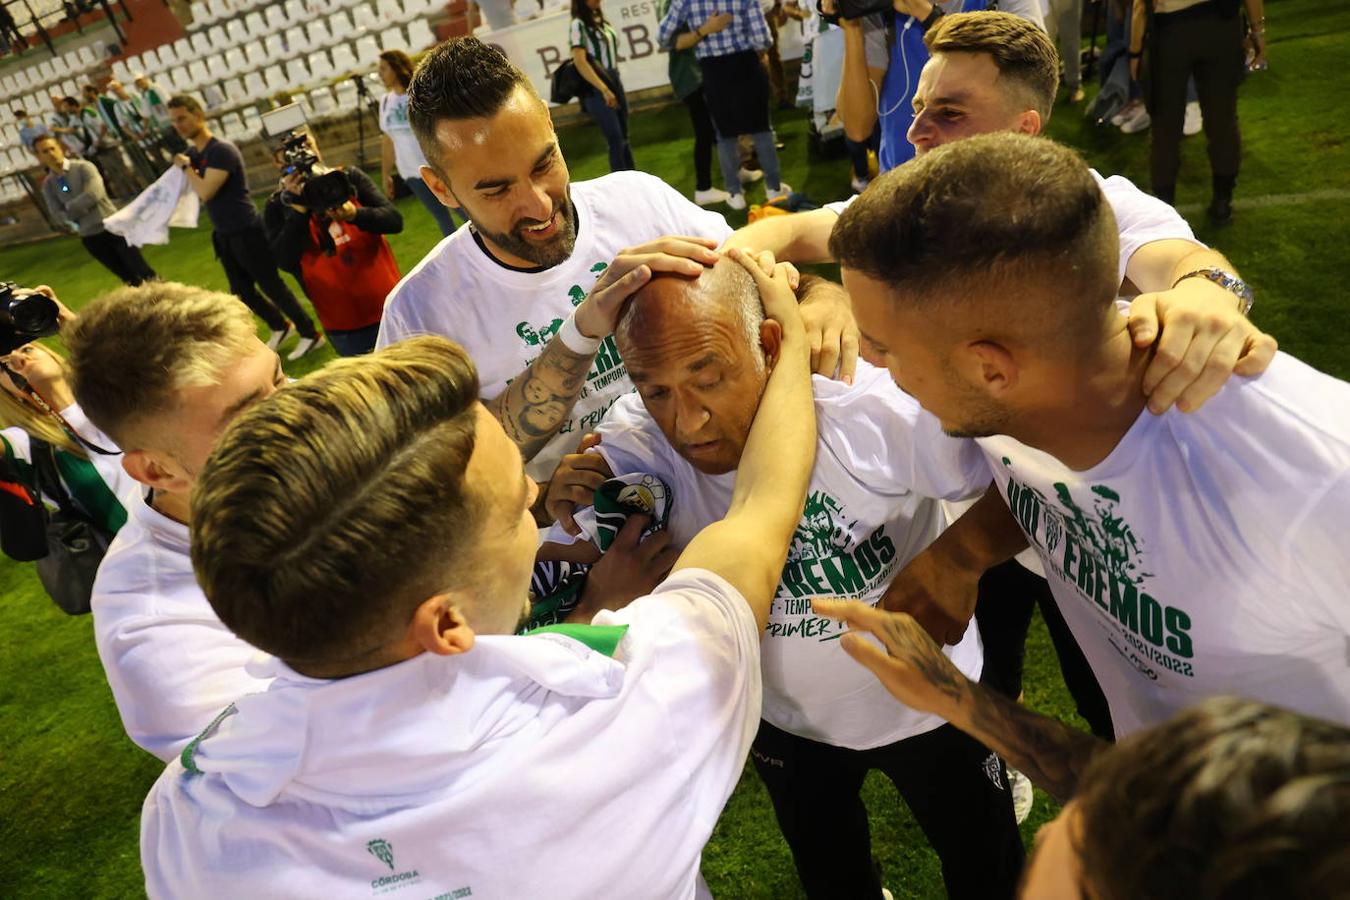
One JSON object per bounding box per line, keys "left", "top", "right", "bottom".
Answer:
{"left": 616, "top": 268, "right": 774, "bottom": 476}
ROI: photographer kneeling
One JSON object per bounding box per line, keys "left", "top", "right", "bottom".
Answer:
{"left": 263, "top": 133, "right": 402, "bottom": 357}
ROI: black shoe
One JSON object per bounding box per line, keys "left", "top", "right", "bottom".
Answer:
{"left": 1207, "top": 195, "right": 1233, "bottom": 225}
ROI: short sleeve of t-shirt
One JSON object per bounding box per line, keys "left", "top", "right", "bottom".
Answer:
{"left": 1096, "top": 172, "right": 1198, "bottom": 287}
{"left": 597, "top": 567, "right": 761, "bottom": 825}
{"left": 192, "top": 139, "right": 257, "bottom": 234}
{"left": 816, "top": 364, "right": 990, "bottom": 500}
{"left": 569, "top": 17, "right": 585, "bottom": 47}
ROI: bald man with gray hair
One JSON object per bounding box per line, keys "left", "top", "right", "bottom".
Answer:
{"left": 542, "top": 258, "right": 1028, "bottom": 897}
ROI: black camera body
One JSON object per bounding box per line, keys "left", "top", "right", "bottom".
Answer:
{"left": 0, "top": 283, "right": 59, "bottom": 355}
{"left": 817, "top": 0, "right": 893, "bottom": 22}
{"left": 279, "top": 131, "right": 355, "bottom": 213}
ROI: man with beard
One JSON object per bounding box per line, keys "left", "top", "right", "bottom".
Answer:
{"left": 377, "top": 38, "right": 853, "bottom": 483}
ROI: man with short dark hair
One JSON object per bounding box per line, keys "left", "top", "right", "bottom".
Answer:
{"left": 139, "top": 255, "right": 822, "bottom": 898}
{"left": 168, "top": 95, "right": 324, "bottom": 360}
{"left": 378, "top": 37, "right": 853, "bottom": 481}
{"left": 825, "top": 132, "right": 1350, "bottom": 798}
{"left": 36, "top": 134, "right": 156, "bottom": 285}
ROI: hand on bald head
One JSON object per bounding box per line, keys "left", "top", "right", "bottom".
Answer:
{"left": 615, "top": 257, "right": 785, "bottom": 476}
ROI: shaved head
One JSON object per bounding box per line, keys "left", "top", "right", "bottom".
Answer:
{"left": 615, "top": 259, "right": 781, "bottom": 475}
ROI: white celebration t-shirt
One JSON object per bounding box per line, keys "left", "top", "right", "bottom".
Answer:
{"left": 976, "top": 353, "right": 1350, "bottom": 736}
{"left": 553, "top": 362, "right": 992, "bottom": 749}
{"left": 377, "top": 91, "right": 430, "bottom": 182}
{"left": 92, "top": 495, "right": 270, "bottom": 760}
{"left": 141, "top": 569, "right": 760, "bottom": 900}
{"left": 378, "top": 171, "right": 733, "bottom": 480}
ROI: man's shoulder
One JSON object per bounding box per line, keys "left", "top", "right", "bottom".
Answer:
{"left": 92, "top": 511, "right": 195, "bottom": 619}
{"left": 385, "top": 229, "right": 476, "bottom": 309}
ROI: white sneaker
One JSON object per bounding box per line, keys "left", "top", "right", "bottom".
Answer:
{"left": 739, "top": 166, "right": 763, "bottom": 185}
{"left": 850, "top": 176, "right": 870, "bottom": 194}
{"left": 694, "top": 187, "right": 732, "bottom": 206}
{"left": 1183, "top": 100, "right": 1203, "bottom": 136}
{"left": 265, "top": 323, "right": 291, "bottom": 352}
{"left": 766, "top": 181, "right": 792, "bottom": 202}
{"left": 726, "top": 192, "right": 747, "bottom": 211}
{"left": 1119, "top": 105, "right": 1152, "bottom": 134}
{"left": 1110, "top": 99, "right": 1142, "bottom": 127}
{"left": 1009, "top": 767, "right": 1034, "bottom": 824}
{"left": 286, "top": 333, "right": 326, "bottom": 361}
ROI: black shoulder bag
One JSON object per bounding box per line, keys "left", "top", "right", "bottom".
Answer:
{"left": 30, "top": 439, "right": 114, "bottom": 616}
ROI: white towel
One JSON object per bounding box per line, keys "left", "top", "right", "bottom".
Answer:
{"left": 103, "top": 166, "right": 201, "bottom": 247}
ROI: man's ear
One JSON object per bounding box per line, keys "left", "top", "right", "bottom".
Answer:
{"left": 418, "top": 164, "right": 462, "bottom": 211}
{"left": 409, "top": 594, "right": 476, "bottom": 657}
{"left": 1018, "top": 108, "right": 1043, "bottom": 137}
{"left": 122, "top": 449, "right": 191, "bottom": 494}
{"left": 759, "top": 318, "right": 784, "bottom": 369}
{"left": 955, "top": 340, "right": 1020, "bottom": 398}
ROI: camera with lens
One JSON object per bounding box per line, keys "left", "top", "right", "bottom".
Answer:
{"left": 0, "top": 283, "right": 59, "bottom": 355}
{"left": 279, "top": 131, "right": 354, "bottom": 213}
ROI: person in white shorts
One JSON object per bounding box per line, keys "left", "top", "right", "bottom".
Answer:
{"left": 139, "top": 253, "right": 819, "bottom": 900}
{"left": 824, "top": 132, "right": 1350, "bottom": 805}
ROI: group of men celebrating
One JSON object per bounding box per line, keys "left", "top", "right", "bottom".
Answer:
{"left": 48, "top": 11, "right": 1346, "bottom": 899}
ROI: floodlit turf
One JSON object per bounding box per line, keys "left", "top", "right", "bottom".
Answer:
{"left": 1, "top": 2, "right": 1346, "bottom": 894}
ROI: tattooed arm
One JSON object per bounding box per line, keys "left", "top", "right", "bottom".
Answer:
{"left": 813, "top": 599, "right": 1106, "bottom": 802}
{"left": 487, "top": 335, "right": 598, "bottom": 462}
{"left": 487, "top": 236, "right": 721, "bottom": 462}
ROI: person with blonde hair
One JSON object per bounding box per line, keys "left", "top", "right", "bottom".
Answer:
{"left": 140, "top": 253, "right": 820, "bottom": 898}
{"left": 63, "top": 281, "right": 287, "bottom": 760}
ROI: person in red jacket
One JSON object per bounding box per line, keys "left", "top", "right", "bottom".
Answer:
{"left": 263, "top": 136, "right": 403, "bottom": 356}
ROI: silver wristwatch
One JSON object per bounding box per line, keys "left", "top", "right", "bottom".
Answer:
{"left": 1173, "top": 267, "right": 1255, "bottom": 317}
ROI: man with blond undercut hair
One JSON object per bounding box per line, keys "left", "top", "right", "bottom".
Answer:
{"left": 64, "top": 282, "right": 287, "bottom": 760}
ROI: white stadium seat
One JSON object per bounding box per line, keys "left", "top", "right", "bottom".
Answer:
{"left": 330, "top": 42, "right": 357, "bottom": 74}
{"left": 266, "top": 4, "right": 289, "bottom": 31}
{"left": 378, "top": 25, "right": 407, "bottom": 51}
{"left": 307, "top": 48, "right": 335, "bottom": 81}
{"left": 351, "top": 3, "right": 379, "bottom": 32}
{"left": 405, "top": 18, "right": 435, "bottom": 50}
{"left": 243, "top": 71, "right": 268, "bottom": 102}
{"left": 353, "top": 34, "right": 378, "bottom": 65}
{"left": 227, "top": 18, "right": 249, "bottom": 47}
{"left": 246, "top": 41, "right": 270, "bottom": 71}
{"left": 306, "top": 85, "right": 335, "bottom": 115}
{"left": 244, "top": 10, "right": 267, "bottom": 40}
{"left": 265, "top": 33, "right": 290, "bottom": 60}
{"left": 221, "top": 77, "right": 246, "bottom": 103}
{"left": 264, "top": 67, "right": 289, "bottom": 98}
{"left": 190, "top": 32, "right": 213, "bottom": 58}
{"left": 222, "top": 47, "right": 248, "bottom": 78}
{"left": 306, "top": 20, "right": 334, "bottom": 52}
{"left": 286, "top": 57, "right": 312, "bottom": 86}
{"left": 208, "top": 24, "right": 232, "bottom": 50}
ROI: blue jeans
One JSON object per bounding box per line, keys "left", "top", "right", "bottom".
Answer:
{"left": 405, "top": 175, "right": 460, "bottom": 237}
{"left": 580, "top": 76, "right": 635, "bottom": 172}
{"left": 327, "top": 323, "right": 381, "bottom": 357}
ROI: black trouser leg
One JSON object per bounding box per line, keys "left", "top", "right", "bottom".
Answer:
{"left": 1037, "top": 589, "right": 1115, "bottom": 740}
{"left": 1191, "top": 13, "right": 1244, "bottom": 185}
{"left": 113, "top": 235, "right": 157, "bottom": 285}
{"left": 975, "top": 559, "right": 1040, "bottom": 699}
{"left": 751, "top": 721, "right": 882, "bottom": 899}
{"left": 1148, "top": 15, "right": 1198, "bottom": 197}
{"left": 81, "top": 230, "right": 138, "bottom": 283}
{"left": 234, "top": 227, "right": 318, "bottom": 338}
{"left": 684, "top": 89, "right": 716, "bottom": 191}
{"left": 878, "top": 725, "right": 1025, "bottom": 900}
{"left": 215, "top": 230, "right": 288, "bottom": 331}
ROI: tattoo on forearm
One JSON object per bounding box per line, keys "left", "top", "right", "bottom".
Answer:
{"left": 962, "top": 684, "right": 1106, "bottom": 803}
{"left": 490, "top": 338, "right": 595, "bottom": 462}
